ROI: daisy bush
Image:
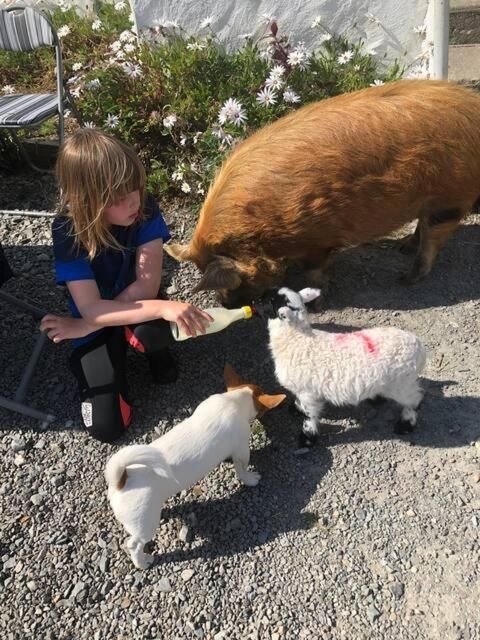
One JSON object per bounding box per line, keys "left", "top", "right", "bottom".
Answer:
{"left": 0, "top": 3, "right": 403, "bottom": 199}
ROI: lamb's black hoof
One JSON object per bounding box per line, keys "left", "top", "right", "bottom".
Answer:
{"left": 367, "top": 395, "right": 386, "bottom": 406}
{"left": 394, "top": 419, "right": 415, "bottom": 435}
{"left": 299, "top": 431, "right": 317, "bottom": 448}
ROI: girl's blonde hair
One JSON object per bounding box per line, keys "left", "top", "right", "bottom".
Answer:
{"left": 56, "top": 128, "right": 146, "bottom": 259}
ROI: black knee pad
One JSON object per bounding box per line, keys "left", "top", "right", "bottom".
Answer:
{"left": 81, "top": 394, "right": 132, "bottom": 443}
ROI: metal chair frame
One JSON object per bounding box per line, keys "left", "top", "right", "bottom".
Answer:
{"left": 0, "top": 5, "right": 81, "bottom": 171}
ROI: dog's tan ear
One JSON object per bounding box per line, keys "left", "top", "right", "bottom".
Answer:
{"left": 256, "top": 393, "right": 286, "bottom": 412}
{"left": 193, "top": 256, "right": 242, "bottom": 292}
{"left": 164, "top": 243, "right": 192, "bottom": 262}
{"left": 224, "top": 363, "right": 245, "bottom": 389}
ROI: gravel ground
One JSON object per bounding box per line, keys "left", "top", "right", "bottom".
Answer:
{"left": 0, "top": 169, "right": 479, "bottom": 640}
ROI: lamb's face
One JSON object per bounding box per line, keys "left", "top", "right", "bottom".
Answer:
{"left": 274, "top": 287, "right": 308, "bottom": 325}
{"left": 262, "top": 286, "right": 322, "bottom": 327}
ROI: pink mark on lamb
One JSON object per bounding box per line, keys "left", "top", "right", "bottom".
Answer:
{"left": 335, "top": 331, "right": 377, "bottom": 354}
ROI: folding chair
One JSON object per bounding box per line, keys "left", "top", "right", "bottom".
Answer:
{"left": 0, "top": 242, "right": 55, "bottom": 424}
{"left": 0, "top": 5, "right": 75, "bottom": 171}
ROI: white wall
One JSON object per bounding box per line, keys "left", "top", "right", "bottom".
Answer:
{"left": 132, "top": 0, "right": 433, "bottom": 77}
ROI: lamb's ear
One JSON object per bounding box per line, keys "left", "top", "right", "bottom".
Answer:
{"left": 164, "top": 243, "right": 192, "bottom": 262}
{"left": 193, "top": 256, "right": 242, "bottom": 292}
{"left": 298, "top": 287, "right": 321, "bottom": 304}
{"left": 224, "top": 363, "right": 245, "bottom": 389}
{"left": 256, "top": 393, "right": 287, "bottom": 412}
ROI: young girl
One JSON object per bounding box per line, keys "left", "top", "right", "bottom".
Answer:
{"left": 40, "top": 128, "right": 212, "bottom": 443}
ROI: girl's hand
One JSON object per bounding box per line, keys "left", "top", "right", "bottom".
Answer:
{"left": 159, "top": 301, "right": 213, "bottom": 338}
{"left": 40, "top": 314, "right": 96, "bottom": 343}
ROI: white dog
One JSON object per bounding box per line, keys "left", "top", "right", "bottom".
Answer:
{"left": 105, "top": 364, "right": 285, "bottom": 569}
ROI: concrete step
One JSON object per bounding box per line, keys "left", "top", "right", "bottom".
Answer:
{"left": 451, "top": 0, "right": 480, "bottom": 11}
{"left": 448, "top": 43, "right": 480, "bottom": 81}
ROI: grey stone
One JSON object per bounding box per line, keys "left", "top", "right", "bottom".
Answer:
{"left": 389, "top": 582, "right": 405, "bottom": 599}
{"left": 366, "top": 605, "right": 381, "bottom": 622}
{"left": 178, "top": 525, "right": 193, "bottom": 543}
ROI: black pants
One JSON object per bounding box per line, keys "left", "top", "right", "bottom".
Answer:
{"left": 69, "top": 319, "right": 174, "bottom": 443}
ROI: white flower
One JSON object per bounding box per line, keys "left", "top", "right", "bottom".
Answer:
{"left": 119, "top": 30, "right": 135, "bottom": 43}
{"left": 85, "top": 78, "right": 100, "bottom": 89}
{"left": 92, "top": 19, "right": 102, "bottom": 31}
{"left": 311, "top": 16, "right": 322, "bottom": 29}
{"left": 337, "top": 50, "right": 354, "bottom": 65}
{"left": 413, "top": 25, "right": 427, "bottom": 35}
{"left": 160, "top": 20, "right": 179, "bottom": 29}
{"left": 319, "top": 33, "right": 332, "bottom": 44}
{"left": 370, "top": 79, "right": 385, "bottom": 87}
{"left": 180, "top": 136, "right": 187, "bottom": 146}
{"left": 2, "top": 85, "right": 15, "bottom": 94}
{"left": 193, "top": 131, "right": 202, "bottom": 144}
{"left": 218, "top": 98, "right": 247, "bottom": 127}
{"left": 260, "top": 45, "right": 274, "bottom": 61}
{"left": 364, "top": 44, "right": 378, "bottom": 56}
{"left": 122, "top": 62, "right": 142, "bottom": 78}
{"left": 64, "top": 109, "right": 71, "bottom": 118}
{"left": 72, "top": 62, "right": 83, "bottom": 72}
{"left": 57, "top": 25, "right": 71, "bottom": 38}
{"left": 283, "top": 88, "right": 300, "bottom": 104}
{"left": 181, "top": 182, "right": 191, "bottom": 193}
{"left": 110, "top": 40, "right": 122, "bottom": 52}
{"left": 105, "top": 114, "right": 120, "bottom": 128}
{"left": 212, "top": 126, "right": 233, "bottom": 146}
{"left": 163, "top": 114, "right": 177, "bottom": 129}
{"left": 84, "top": 121, "right": 95, "bottom": 128}
{"left": 197, "top": 185, "right": 205, "bottom": 195}
{"left": 199, "top": 16, "right": 213, "bottom": 29}
{"left": 365, "top": 12, "right": 381, "bottom": 25}
{"left": 114, "top": 1, "right": 127, "bottom": 10}
{"left": 256, "top": 86, "right": 277, "bottom": 107}
{"left": 70, "top": 87, "right": 81, "bottom": 98}
{"left": 187, "top": 41, "right": 207, "bottom": 51}
{"left": 265, "top": 75, "right": 284, "bottom": 91}
{"left": 287, "top": 43, "right": 310, "bottom": 70}
{"left": 269, "top": 65, "right": 285, "bottom": 79}
{"left": 172, "top": 168, "right": 184, "bottom": 182}
{"left": 123, "top": 43, "right": 136, "bottom": 54}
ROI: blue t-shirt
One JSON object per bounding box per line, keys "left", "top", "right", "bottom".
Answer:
{"left": 52, "top": 193, "right": 171, "bottom": 347}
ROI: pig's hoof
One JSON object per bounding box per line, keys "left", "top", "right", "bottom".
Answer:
{"left": 398, "top": 235, "right": 418, "bottom": 255}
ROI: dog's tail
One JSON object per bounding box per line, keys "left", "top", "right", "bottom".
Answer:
{"left": 104, "top": 445, "right": 173, "bottom": 491}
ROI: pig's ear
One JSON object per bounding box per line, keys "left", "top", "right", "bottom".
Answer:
{"left": 192, "top": 256, "right": 242, "bottom": 292}
{"left": 164, "top": 243, "right": 192, "bottom": 262}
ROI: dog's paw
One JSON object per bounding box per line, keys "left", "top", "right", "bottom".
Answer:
{"left": 132, "top": 552, "right": 154, "bottom": 570}
{"left": 240, "top": 470, "right": 261, "bottom": 486}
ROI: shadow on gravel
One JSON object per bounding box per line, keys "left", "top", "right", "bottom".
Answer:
{"left": 150, "top": 360, "right": 479, "bottom": 566}
{"left": 312, "top": 223, "right": 480, "bottom": 312}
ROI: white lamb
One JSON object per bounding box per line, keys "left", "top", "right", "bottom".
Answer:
{"left": 267, "top": 287, "right": 426, "bottom": 447}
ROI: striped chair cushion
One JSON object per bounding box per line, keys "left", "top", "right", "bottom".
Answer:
{"left": 0, "top": 94, "right": 59, "bottom": 126}
{"left": 0, "top": 7, "right": 54, "bottom": 52}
